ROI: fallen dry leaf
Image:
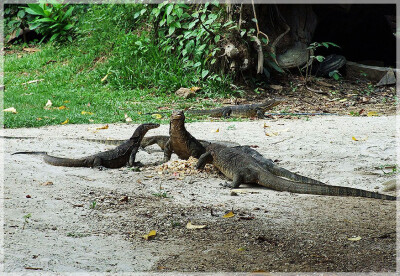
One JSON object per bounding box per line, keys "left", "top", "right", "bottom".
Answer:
{"left": 151, "top": 113, "right": 163, "bottom": 119}
{"left": 142, "top": 230, "right": 157, "bottom": 240}
{"left": 190, "top": 86, "right": 202, "bottom": 92}
{"left": 124, "top": 114, "right": 132, "bottom": 122}
{"left": 97, "top": 124, "right": 109, "bottom": 130}
{"left": 23, "top": 47, "right": 40, "bottom": 53}
{"left": 186, "top": 222, "right": 207, "bottom": 230}
{"left": 58, "top": 105, "right": 67, "bottom": 110}
{"left": 119, "top": 196, "right": 129, "bottom": 202}
{"left": 3, "top": 107, "right": 17, "bottom": 114}
{"left": 21, "top": 79, "right": 44, "bottom": 85}
{"left": 352, "top": 136, "right": 358, "bottom": 141}
{"left": 101, "top": 73, "right": 109, "bottom": 82}
{"left": 215, "top": 128, "right": 220, "bottom": 133}
{"left": 44, "top": 100, "right": 52, "bottom": 110}
{"left": 347, "top": 236, "right": 362, "bottom": 241}
{"left": 265, "top": 132, "right": 278, "bottom": 137}
{"left": 61, "top": 119, "right": 69, "bottom": 125}
{"left": 367, "top": 111, "right": 379, "bottom": 117}
{"left": 41, "top": 181, "right": 53, "bottom": 186}
{"left": 81, "top": 111, "right": 94, "bottom": 115}
{"left": 223, "top": 211, "right": 235, "bottom": 218}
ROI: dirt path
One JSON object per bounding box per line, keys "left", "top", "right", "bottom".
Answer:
{"left": 2, "top": 115, "right": 397, "bottom": 273}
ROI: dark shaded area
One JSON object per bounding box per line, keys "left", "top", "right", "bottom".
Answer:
{"left": 312, "top": 4, "right": 396, "bottom": 67}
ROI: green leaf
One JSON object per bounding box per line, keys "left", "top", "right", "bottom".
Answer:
{"left": 265, "top": 58, "right": 285, "bottom": 73}
{"left": 152, "top": 8, "right": 160, "bottom": 17}
{"left": 197, "top": 44, "right": 207, "bottom": 53}
{"left": 176, "top": 8, "right": 183, "bottom": 18}
{"left": 326, "top": 42, "right": 340, "bottom": 48}
{"left": 43, "top": 9, "right": 51, "bottom": 17}
{"left": 261, "top": 37, "right": 269, "bottom": 44}
{"left": 167, "top": 14, "right": 175, "bottom": 25}
{"left": 223, "top": 20, "right": 234, "bottom": 27}
{"left": 26, "top": 4, "right": 45, "bottom": 16}
{"left": 315, "top": 55, "right": 325, "bottom": 62}
{"left": 188, "top": 20, "right": 198, "bottom": 30}
{"left": 168, "top": 26, "right": 175, "bottom": 36}
{"left": 49, "top": 32, "right": 60, "bottom": 42}
{"left": 17, "top": 10, "right": 26, "bottom": 18}
{"left": 201, "top": 70, "right": 209, "bottom": 79}
{"left": 160, "top": 18, "right": 166, "bottom": 26}
{"left": 214, "top": 35, "right": 220, "bottom": 43}
{"left": 63, "top": 24, "right": 74, "bottom": 30}
{"left": 36, "top": 17, "right": 56, "bottom": 22}
{"left": 240, "top": 30, "right": 246, "bottom": 37}
{"left": 166, "top": 4, "right": 173, "bottom": 16}
{"left": 251, "top": 18, "right": 258, "bottom": 23}
{"left": 67, "top": 36, "right": 73, "bottom": 42}
{"left": 62, "top": 6, "right": 74, "bottom": 21}
{"left": 322, "top": 42, "right": 329, "bottom": 48}
{"left": 193, "top": 62, "right": 201, "bottom": 67}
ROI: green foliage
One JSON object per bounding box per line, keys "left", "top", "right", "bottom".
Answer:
{"left": 4, "top": 4, "right": 34, "bottom": 42}
{"left": 329, "top": 69, "right": 341, "bottom": 81}
{"left": 24, "top": 1, "right": 78, "bottom": 42}
{"left": 134, "top": 1, "right": 232, "bottom": 82}
{"left": 303, "top": 41, "right": 341, "bottom": 83}
{"left": 89, "top": 201, "right": 97, "bottom": 209}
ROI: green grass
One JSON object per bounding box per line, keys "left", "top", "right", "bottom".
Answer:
{"left": 4, "top": 4, "right": 236, "bottom": 128}
{"left": 4, "top": 43, "right": 233, "bottom": 128}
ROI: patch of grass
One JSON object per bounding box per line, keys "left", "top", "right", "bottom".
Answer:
{"left": 66, "top": 232, "right": 90, "bottom": 238}
{"left": 4, "top": 42, "right": 234, "bottom": 128}
{"left": 89, "top": 200, "right": 97, "bottom": 209}
{"left": 4, "top": 5, "right": 235, "bottom": 129}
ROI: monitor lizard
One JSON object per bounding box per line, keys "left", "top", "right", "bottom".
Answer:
{"left": 163, "top": 110, "right": 206, "bottom": 162}
{"left": 185, "top": 99, "right": 283, "bottom": 118}
{"left": 196, "top": 143, "right": 396, "bottom": 200}
{"left": 12, "top": 123, "right": 159, "bottom": 168}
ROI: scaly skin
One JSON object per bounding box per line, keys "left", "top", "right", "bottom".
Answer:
{"left": 12, "top": 123, "right": 160, "bottom": 168}
{"left": 163, "top": 110, "right": 206, "bottom": 162}
{"left": 186, "top": 99, "right": 283, "bottom": 118}
{"left": 235, "top": 146, "right": 327, "bottom": 186}
{"left": 197, "top": 144, "right": 396, "bottom": 200}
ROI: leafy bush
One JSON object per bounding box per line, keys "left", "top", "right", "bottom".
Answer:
{"left": 24, "top": 2, "right": 77, "bottom": 42}
{"left": 135, "top": 1, "right": 233, "bottom": 81}
{"left": 4, "top": 4, "right": 34, "bottom": 42}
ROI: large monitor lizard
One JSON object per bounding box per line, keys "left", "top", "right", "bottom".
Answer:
{"left": 12, "top": 123, "right": 159, "bottom": 168}
{"left": 234, "top": 146, "right": 327, "bottom": 186}
{"left": 196, "top": 144, "right": 396, "bottom": 200}
{"left": 185, "top": 99, "right": 283, "bottom": 118}
{"left": 163, "top": 110, "right": 206, "bottom": 162}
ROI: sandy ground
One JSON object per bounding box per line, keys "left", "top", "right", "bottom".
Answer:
{"left": 1, "top": 115, "right": 397, "bottom": 273}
